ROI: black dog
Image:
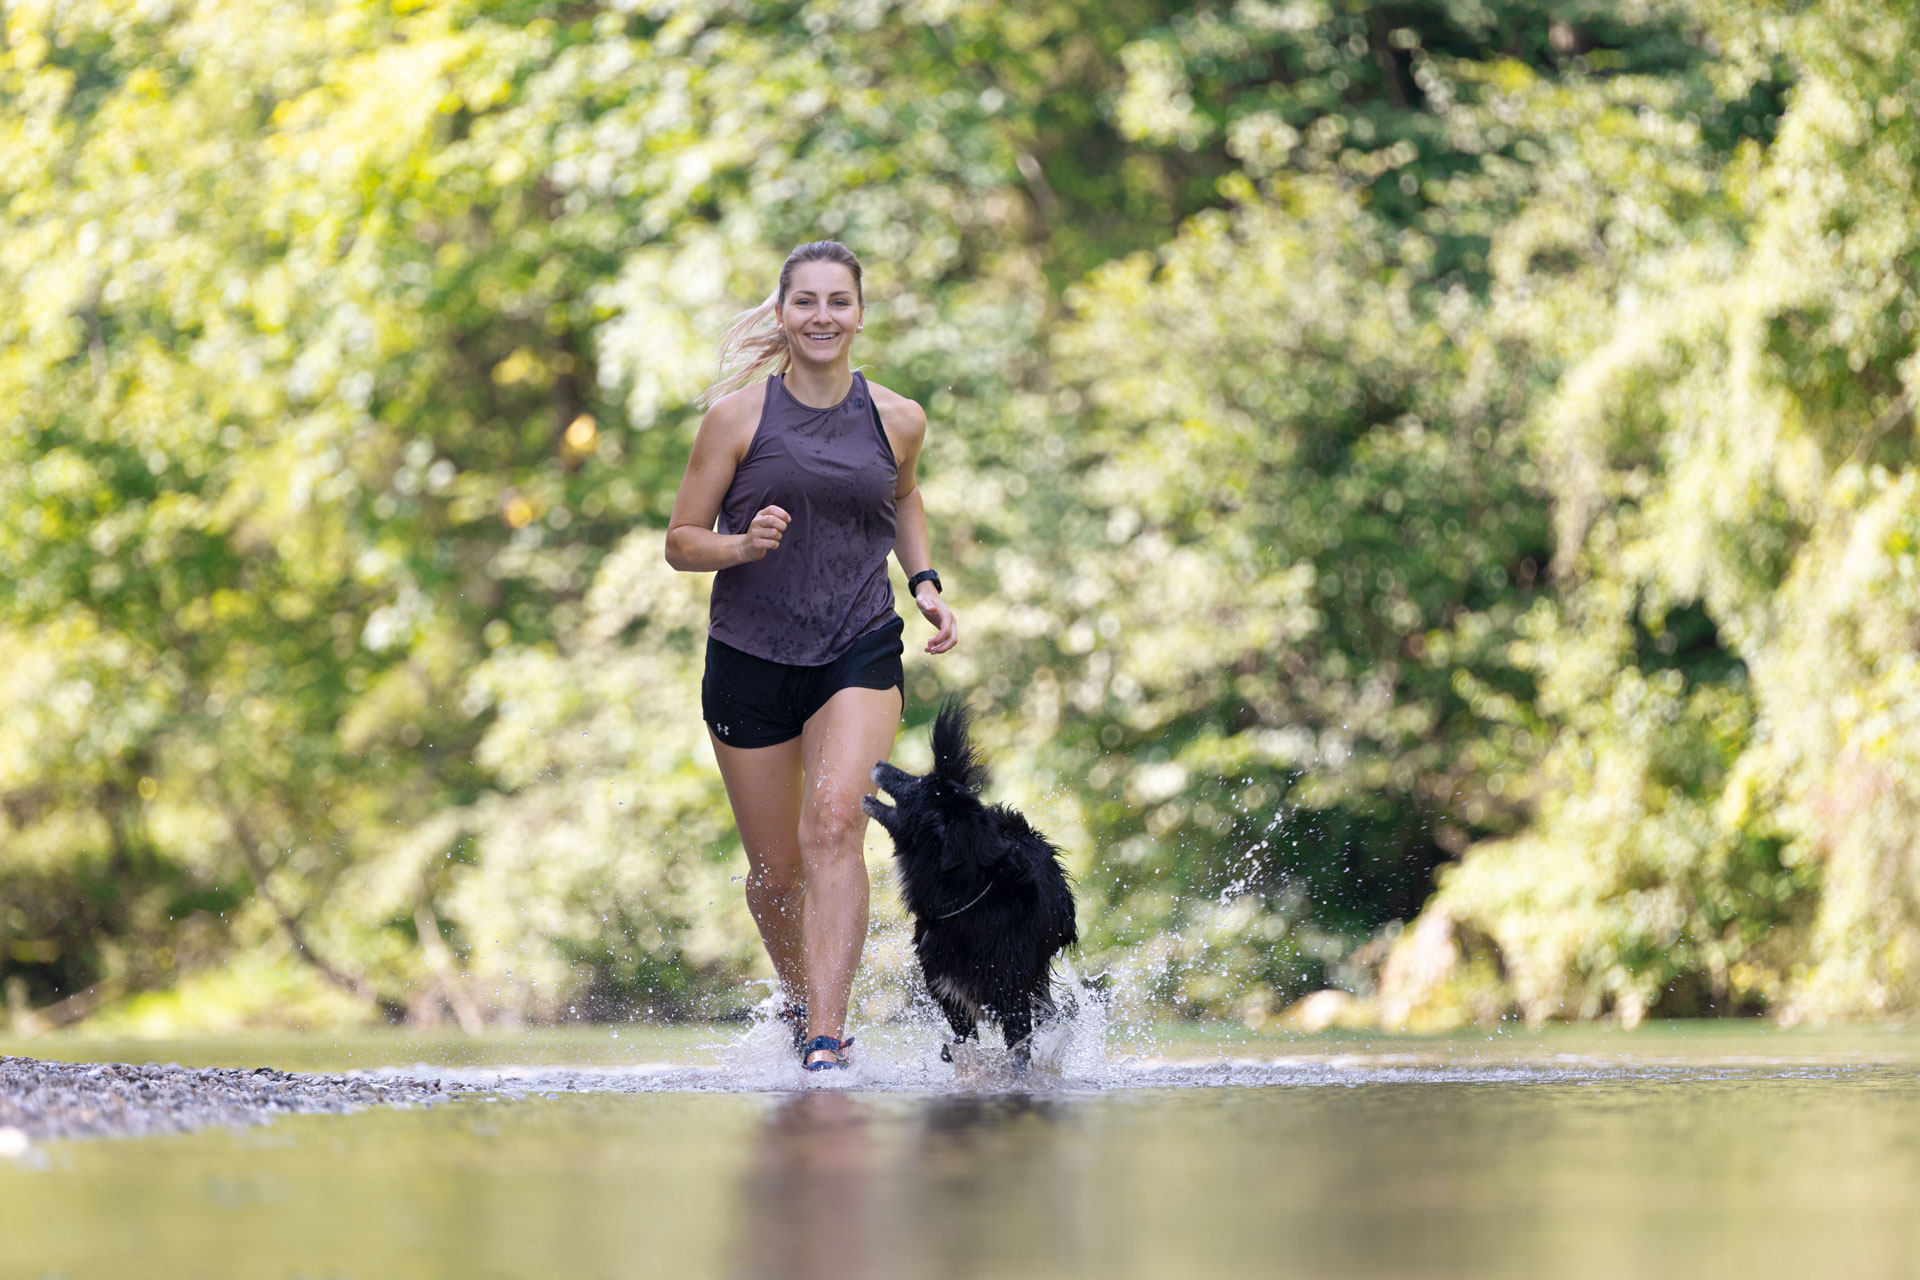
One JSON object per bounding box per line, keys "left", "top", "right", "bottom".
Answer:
{"left": 861, "top": 701, "right": 1077, "bottom": 1068}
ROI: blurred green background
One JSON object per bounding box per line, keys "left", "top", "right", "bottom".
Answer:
{"left": 2, "top": 0, "right": 1916, "bottom": 1039}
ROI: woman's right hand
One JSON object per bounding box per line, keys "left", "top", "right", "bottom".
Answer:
{"left": 740, "top": 505, "right": 791, "bottom": 562}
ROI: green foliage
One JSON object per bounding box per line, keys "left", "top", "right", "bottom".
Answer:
{"left": 1402, "top": 0, "right": 1920, "bottom": 1026}
{"left": 3, "top": 0, "right": 1917, "bottom": 1033}
{"left": 0, "top": 0, "right": 1224, "bottom": 1024}
{"left": 949, "top": 0, "right": 1780, "bottom": 1013}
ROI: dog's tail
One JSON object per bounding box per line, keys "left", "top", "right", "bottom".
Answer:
{"left": 931, "top": 696, "right": 989, "bottom": 793}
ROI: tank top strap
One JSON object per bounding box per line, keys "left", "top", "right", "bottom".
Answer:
{"left": 854, "top": 372, "right": 896, "bottom": 462}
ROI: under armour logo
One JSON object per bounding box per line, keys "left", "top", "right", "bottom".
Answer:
{"left": 716, "top": 724, "right": 731, "bottom": 737}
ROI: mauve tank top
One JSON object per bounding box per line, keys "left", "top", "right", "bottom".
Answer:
{"left": 708, "top": 371, "right": 899, "bottom": 665}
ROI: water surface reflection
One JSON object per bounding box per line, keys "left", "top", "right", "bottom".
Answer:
{"left": 733, "top": 1092, "right": 875, "bottom": 1280}
{"left": 5, "top": 1031, "right": 1920, "bottom": 1278}
{"left": 733, "top": 1093, "right": 1083, "bottom": 1280}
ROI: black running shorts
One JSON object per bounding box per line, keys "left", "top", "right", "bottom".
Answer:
{"left": 702, "top": 615, "right": 905, "bottom": 749}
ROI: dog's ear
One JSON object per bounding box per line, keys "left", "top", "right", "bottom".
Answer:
{"left": 931, "top": 697, "right": 989, "bottom": 793}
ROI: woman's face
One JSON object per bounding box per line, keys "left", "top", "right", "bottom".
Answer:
{"left": 780, "top": 261, "right": 863, "bottom": 368}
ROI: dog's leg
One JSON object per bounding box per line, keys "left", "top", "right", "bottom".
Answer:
{"left": 1003, "top": 1000, "right": 1035, "bottom": 1072}
{"left": 935, "top": 992, "right": 977, "bottom": 1063}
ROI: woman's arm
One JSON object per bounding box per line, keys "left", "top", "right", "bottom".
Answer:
{"left": 664, "top": 388, "right": 788, "bottom": 572}
{"left": 876, "top": 389, "right": 957, "bottom": 654}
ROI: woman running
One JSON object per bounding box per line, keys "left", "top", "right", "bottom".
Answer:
{"left": 665, "top": 241, "right": 958, "bottom": 1071}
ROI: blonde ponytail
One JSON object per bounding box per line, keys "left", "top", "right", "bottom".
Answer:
{"left": 698, "top": 291, "right": 789, "bottom": 407}
{"left": 698, "top": 241, "right": 864, "bottom": 408}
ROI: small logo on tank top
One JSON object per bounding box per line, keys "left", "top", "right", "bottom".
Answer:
{"left": 852, "top": 396, "right": 866, "bottom": 409}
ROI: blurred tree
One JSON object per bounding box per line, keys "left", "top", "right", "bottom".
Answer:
{"left": 1386, "top": 0, "right": 1920, "bottom": 1026}
{"left": 5, "top": 0, "right": 1912, "bottom": 1035}
{"left": 0, "top": 0, "right": 1238, "bottom": 1025}
{"left": 935, "top": 0, "right": 1787, "bottom": 1015}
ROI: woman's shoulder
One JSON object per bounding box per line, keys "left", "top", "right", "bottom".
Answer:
{"left": 706, "top": 378, "right": 771, "bottom": 423}
{"left": 700, "top": 379, "right": 772, "bottom": 448}
{"left": 863, "top": 378, "right": 927, "bottom": 438}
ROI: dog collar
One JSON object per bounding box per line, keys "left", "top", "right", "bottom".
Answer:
{"left": 931, "top": 882, "right": 992, "bottom": 920}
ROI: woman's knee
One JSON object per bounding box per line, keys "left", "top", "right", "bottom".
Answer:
{"left": 799, "top": 793, "right": 870, "bottom": 863}
{"left": 745, "top": 855, "right": 804, "bottom": 899}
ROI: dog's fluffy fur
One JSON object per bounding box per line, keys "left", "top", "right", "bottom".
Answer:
{"left": 862, "top": 701, "right": 1077, "bottom": 1067}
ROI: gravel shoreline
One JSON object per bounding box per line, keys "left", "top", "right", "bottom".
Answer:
{"left": 0, "top": 1054, "right": 477, "bottom": 1146}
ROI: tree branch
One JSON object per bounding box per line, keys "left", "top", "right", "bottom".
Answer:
{"left": 220, "top": 798, "right": 379, "bottom": 1006}
{"left": 414, "top": 901, "right": 486, "bottom": 1034}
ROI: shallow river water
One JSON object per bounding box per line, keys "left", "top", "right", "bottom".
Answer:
{"left": 5, "top": 1022, "right": 1920, "bottom": 1279}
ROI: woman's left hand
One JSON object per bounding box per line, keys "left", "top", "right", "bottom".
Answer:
{"left": 916, "top": 585, "right": 957, "bottom": 654}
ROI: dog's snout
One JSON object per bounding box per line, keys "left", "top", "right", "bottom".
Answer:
{"left": 870, "top": 763, "right": 886, "bottom": 784}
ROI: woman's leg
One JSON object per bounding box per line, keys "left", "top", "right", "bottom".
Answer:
{"left": 796, "top": 685, "right": 904, "bottom": 1046}
{"left": 710, "top": 733, "right": 809, "bottom": 1004}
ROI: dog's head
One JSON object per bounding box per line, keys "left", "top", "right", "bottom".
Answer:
{"left": 861, "top": 698, "right": 988, "bottom": 851}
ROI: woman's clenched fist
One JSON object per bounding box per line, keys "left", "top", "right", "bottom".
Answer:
{"left": 740, "top": 504, "right": 791, "bottom": 562}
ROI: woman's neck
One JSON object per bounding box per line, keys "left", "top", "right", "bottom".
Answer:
{"left": 782, "top": 361, "right": 854, "bottom": 409}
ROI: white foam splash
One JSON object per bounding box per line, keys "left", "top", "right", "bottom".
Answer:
{"left": 366, "top": 955, "right": 1891, "bottom": 1096}
{"left": 387, "top": 1052, "right": 1829, "bottom": 1097}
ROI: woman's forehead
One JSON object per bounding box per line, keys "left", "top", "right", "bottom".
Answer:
{"left": 787, "top": 261, "right": 859, "bottom": 296}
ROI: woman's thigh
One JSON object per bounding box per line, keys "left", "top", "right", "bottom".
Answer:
{"left": 710, "top": 732, "right": 805, "bottom": 881}
{"left": 797, "top": 685, "right": 903, "bottom": 852}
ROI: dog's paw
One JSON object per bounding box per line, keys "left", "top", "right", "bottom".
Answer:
{"left": 860, "top": 794, "right": 892, "bottom": 820}
{"left": 941, "top": 1037, "right": 986, "bottom": 1075}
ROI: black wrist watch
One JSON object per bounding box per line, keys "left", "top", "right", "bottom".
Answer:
{"left": 908, "top": 569, "right": 942, "bottom": 595}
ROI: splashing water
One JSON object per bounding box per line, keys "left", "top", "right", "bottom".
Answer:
{"left": 703, "top": 962, "right": 1115, "bottom": 1092}
{"left": 389, "top": 961, "right": 1157, "bottom": 1095}
{"left": 355, "top": 943, "right": 1920, "bottom": 1097}
{"left": 366, "top": 890, "right": 1915, "bottom": 1097}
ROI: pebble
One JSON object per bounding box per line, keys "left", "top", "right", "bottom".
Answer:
{"left": 0, "top": 1054, "right": 474, "bottom": 1144}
